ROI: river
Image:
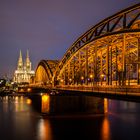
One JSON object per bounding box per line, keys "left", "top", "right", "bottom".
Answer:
{"left": 0, "top": 95, "right": 140, "bottom": 140}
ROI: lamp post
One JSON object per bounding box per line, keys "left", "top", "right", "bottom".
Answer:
{"left": 90, "top": 74, "right": 93, "bottom": 86}
{"left": 60, "top": 79, "right": 63, "bottom": 86}
{"left": 69, "top": 78, "right": 72, "bottom": 85}
{"left": 81, "top": 76, "right": 84, "bottom": 85}
{"left": 100, "top": 74, "right": 104, "bottom": 85}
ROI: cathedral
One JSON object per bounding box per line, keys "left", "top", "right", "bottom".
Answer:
{"left": 13, "top": 50, "right": 35, "bottom": 83}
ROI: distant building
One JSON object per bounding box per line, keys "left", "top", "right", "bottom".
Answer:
{"left": 13, "top": 50, "right": 35, "bottom": 83}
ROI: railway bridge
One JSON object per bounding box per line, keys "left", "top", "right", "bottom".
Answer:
{"left": 33, "top": 3, "right": 140, "bottom": 98}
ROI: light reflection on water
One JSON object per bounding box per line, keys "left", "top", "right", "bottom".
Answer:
{"left": 101, "top": 117, "right": 110, "bottom": 140}
{"left": 41, "top": 94, "right": 50, "bottom": 114}
{"left": 0, "top": 96, "right": 140, "bottom": 140}
{"left": 37, "top": 119, "right": 52, "bottom": 140}
{"left": 26, "top": 98, "right": 32, "bottom": 105}
{"left": 104, "top": 98, "right": 108, "bottom": 113}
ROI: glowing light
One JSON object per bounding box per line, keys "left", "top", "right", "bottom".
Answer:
{"left": 81, "top": 76, "right": 84, "bottom": 80}
{"left": 42, "top": 95, "right": 49, "bottom": 102}
{"left": 42, "top": 94, "right": 50, "bottom": 113}
{"left": 27, "top": 88, "right": 32, "bottom": 92}
{"left": 15, "top": 96, "right": 19, "bottom": 103}
{"left": 69, "top": 78, "right": 72, "bottom": 81}
{"left": 90, "top": 74, "right": 93, "bottom": 78}
{"left": 5, "top": 96, "right": 8, "bottom": 101}
{"left": 101, "top": 117, "right": 110, "bottom": 140}
{"left": 20, "top": 96, "right": 24, "bottom": 103}
{"left": 37, "top": 119, "right": 52, "bottom": 140}
{"left": 104, "top": 98, "right": 108, "bottom": 113}
{"left": 20, "top": 88, "right": 24, "bottom": 92}
{"left": 26, "top": 99, "right": 32, "bottom": 105}
{"left": 100, "top": 74, "right": 104, "bottom": 78}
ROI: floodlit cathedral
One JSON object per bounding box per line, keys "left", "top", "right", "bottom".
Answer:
{"left": 13, "top": 50, "right": 35, "bottom": 83}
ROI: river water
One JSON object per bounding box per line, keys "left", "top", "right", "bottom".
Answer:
{"left": 0, "top": 95, "right": 140, "bottom": 140}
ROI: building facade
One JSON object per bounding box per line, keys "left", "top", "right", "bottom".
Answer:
{"left": 13, "top": 50, "right": 35, "bottom": 83}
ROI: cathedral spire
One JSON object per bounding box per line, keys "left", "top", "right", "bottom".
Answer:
{"left": 19, "top": 50, "right": 22, "bottom": 59}
{"left": 26, "top": 50, "right": 30, "bottom": 62}
{"left": 17, "top": 50, "right": 23, "bottom": 70}
{"left": 27, "top": 50, "right": 29, "bottom": 59}
{"left": 25, "top": 50, "right": 31, "bottom": 71}
{"left": 14, "top": 50, "right": 35, "bottom": 83}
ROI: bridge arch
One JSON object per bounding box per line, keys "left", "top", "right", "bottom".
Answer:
{"left": 35, "top": 60, "right": 59, "bottom": 85}
{"left": 53, "top": 3, "right": 140, "bottom": 86}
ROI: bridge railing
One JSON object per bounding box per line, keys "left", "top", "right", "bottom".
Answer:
{"left": 54, "top": 85, "right": 140, "bottom": 96}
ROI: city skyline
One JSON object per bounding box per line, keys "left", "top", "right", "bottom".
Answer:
{"left": 0, "top": 0, "right": 138, "bottom": 78}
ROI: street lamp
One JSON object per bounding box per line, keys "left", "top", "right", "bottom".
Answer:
{"left": 90, "top": 74, "right": 93, "bottom": 86}
{"left": 81, "top": 76, "right": 84, "bottom": 85}
{"left": 69, "top": 78, "right": 72, "bottom": 85}
{"left": 60, "top": 79, "right": 64, "bottom": 86}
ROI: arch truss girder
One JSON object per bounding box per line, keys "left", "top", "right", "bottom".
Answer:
{"left": 56, "top": 32, "right": 140, "bottom": 86}
{"left": 35, "top": 60, "right": 59, "bottom": 85}
{"left": 58, "top": 4, "right": 140, "bottom": 73}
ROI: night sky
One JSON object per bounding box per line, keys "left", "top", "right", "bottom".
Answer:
{"left": 0, "top": 0, "right": 139, "bottom": 78}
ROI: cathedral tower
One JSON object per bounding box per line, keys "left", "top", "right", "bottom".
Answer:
{"left": 13, "top": 50, "right": 35, "bottom": 83}
{"left": 17, "top": 50, "right": 23, "bottom": 71}
{"left": 24, "top": 50, "right": 31, "bottom": 71}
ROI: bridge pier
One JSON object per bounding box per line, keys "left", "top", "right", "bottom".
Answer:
{"left": 29, "top": 94, "right": 104, "bottom": 115}
{"left": 48, "top": 95, "right": 104, "bottom": 115}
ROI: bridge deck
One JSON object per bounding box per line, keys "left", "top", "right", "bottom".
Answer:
{"left": 52, "top": 86, "right": 140, "bottom": 102}
{"left": 14, "top": 85, "right": 140, "bottom": 102}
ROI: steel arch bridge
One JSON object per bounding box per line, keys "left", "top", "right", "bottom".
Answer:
{"left": 35, "top": 60, "right": 59, "bottom": 85}
{"left": 35, "top": 3, "right": 140, "bottom": 87}
{"left": 52, "top": 3, "right": 140, "bottom": 87}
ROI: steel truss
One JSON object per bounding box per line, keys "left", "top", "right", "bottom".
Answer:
{"left": 54, "top": 3, "right": 140, "bottom": 86}
{"left": 35, "top": 60, "right": 59, "bottom": 85}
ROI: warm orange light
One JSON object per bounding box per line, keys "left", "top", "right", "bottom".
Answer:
{"left": 20, "top": 96, "right": 24, "bottom": 103}
{"left": 42, "top": 95, "right": 50, "bottom": 113}
{"left": 81, "top": 76, "right": 84, "bottom": 80}
{"left": 101, "top": 74, "right": 104, "bottom": 77}
{"left": 69, "top": 78, "right": 72, "bottom": 81}
{"left": 104, "top": 98, "right": 108, "bottom": 113}
{"left": 37, "top": 119, "right": 52, "bottom": 140}
{"left": 26, "top": 99, "right": 32, "bottom": 105}
{"left": 15, "top": 96, "right": 19, "bottom": 101}
{"left": 20, "top": 88, "right": 24, "bottom": 92}
{"left": 42, "top": 95, "right": 49, "bottom": 102}
{"left": 27, "top": 88, "right": 32, "bottom": 92}
{"left": 101, "top": 117, "right": 110, "bottom": 140}
{"left": 90, "top": 74, "right": 93, "bottom": 78}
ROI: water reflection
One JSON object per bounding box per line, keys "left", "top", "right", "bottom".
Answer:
{"left": 104, "top": 98, "right": 108, "bottom": 113}
{"left": 26, "top": 98, "right": 32, "bottom": 105}
{"left": 2, "top": 96, "right": 9, "bottom": 112}
{"left": 41, "top": 94, "right": 50, "bottom": 113}
{"left": 37, "top": 119, "right": 53, "bottom": 140}
{"left": 0, "top": 95, "right": 140, "bottom": 140}
{"left": 101, "top": 117, "right": 110, "bottom": 140}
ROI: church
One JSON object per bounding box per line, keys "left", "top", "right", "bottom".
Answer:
{"left": 13, "top": 50, "right": 35, "bottom": 83}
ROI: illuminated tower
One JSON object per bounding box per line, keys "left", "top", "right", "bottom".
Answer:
{"left": 24, "top": 50, "right": 31, "bottom": 71}
{"left": 17, "top": 50, "right": 23, "bottom": 71}
{"left": 13, "top": 50, "right": 35, "bottom": 83}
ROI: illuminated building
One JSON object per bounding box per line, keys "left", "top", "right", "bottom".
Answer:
{"left": 13, "top": 50, "right": 35, "bottom": 83}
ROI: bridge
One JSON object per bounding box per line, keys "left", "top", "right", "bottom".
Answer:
{"left": 32, "top": 3, "right": 140, "bottom": 101}
{"left": 35, "top": 60, "right": 59, "bottom": 85}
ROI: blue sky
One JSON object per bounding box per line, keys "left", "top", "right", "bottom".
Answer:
{"left": 0, "top": 0, "right": 139, "bottom": 78}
